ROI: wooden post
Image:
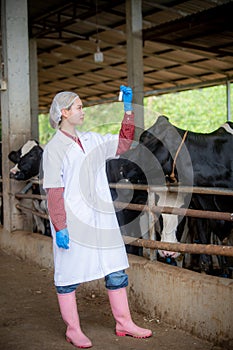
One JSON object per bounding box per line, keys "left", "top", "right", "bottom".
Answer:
{"left": 126, "top": 0, "right": 144, "bottom": 141}
{"left": 29, "top": 39, "right": 39, "bottom": 141}
{"left": 1, "top": 0, "right": 32, "bottom": 232}
{"left": 226, "top": 80, "right": 231, "bottom": 122}
{"left": 147, "top": 190, "right": 157, "bottom": 261}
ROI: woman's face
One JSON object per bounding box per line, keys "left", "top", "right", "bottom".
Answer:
{"left": 66, "top": 97, "right": 84, "bottom": 126}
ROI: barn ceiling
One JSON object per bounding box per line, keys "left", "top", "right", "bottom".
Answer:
{"left": 26, "top": 0, "right": 233, "bottom": 111}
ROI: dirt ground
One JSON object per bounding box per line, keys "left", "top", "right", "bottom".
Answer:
{"left": 0, "top": 248, "right": 226, "bottom": 350}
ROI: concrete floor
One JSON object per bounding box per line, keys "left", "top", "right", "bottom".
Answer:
{"left": 0, "top": 248, "right": 227, "bottom": 350}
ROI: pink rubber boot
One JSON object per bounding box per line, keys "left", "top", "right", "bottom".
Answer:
{"left": 57, "top": 292, "right": 92, "bottom": 348}
{"left": 108, "top": 288, "right": 152, "bottom": 338}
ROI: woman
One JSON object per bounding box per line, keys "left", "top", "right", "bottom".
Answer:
{"left": 42, "top": 85, "right": 152, "bottom": 348}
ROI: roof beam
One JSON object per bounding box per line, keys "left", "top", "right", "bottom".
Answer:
{"left": 143, "top": 2, "right": 233, "bottom": 41}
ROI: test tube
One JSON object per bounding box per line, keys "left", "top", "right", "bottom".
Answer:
{"left": 118, "top": 91, "right": 123, "bottom": 101}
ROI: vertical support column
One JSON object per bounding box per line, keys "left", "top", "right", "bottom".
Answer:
{"left": 226, "top": 80, "right": 231, "bottom": 121}
{"left": 29, "top": 39, "right": 39, "bottom": 141}
{"left": 147, "top": 190, "right": 157, "bottom": 261}
{"left": 126, "top": 0, "right": 144, "bottom": 141}
{"left": 1, "top": 0, "right": 32, "bottom": 232}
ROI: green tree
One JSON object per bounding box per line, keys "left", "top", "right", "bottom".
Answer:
{"left": 39, "top": 84, "right": 233, "bottom": 145}
{"left": 144, "top": 84, "right": 232, "bottom": 132}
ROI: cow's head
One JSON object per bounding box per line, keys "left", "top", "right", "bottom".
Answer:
{"left": 156, "top": 191, "right": 188, "bottom": 259}
{"left": 8, "top": 140, "right": 43, "bottom": 181}
{"left": 114, "top": 116, "right": 193, "bottom": 256}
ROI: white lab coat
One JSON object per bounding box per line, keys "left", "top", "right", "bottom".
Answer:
{"left": 43, "top": 129, "right": 129, "bottom": 286}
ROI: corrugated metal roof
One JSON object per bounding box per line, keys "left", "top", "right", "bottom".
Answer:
{"left": 14, "top": 0, "right": 233, "bottom": 110}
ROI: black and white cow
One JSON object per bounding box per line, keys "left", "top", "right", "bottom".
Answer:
{"left": 108, "top": 115, "right": 233, "bottom": 273}
{"left": 8, "top": 140, "right": 49, "bottom": 235}
{"left": 8, "top": 140, "right": 44, "bottom": 181}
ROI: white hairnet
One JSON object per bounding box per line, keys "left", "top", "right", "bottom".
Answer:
{"left": 49, "top": 91, "right": 79, "bottom": 128}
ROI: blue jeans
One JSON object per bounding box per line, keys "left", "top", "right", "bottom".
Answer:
{"left": 56, "top": 270, "right": 128, "bottom": 294}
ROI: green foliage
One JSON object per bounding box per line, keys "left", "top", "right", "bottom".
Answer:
{"left": 144, "top": 84, "right": 233, "bottom": 133}
{"left": 38, "top": 84, "right": 233, "bottom": 145}
{"left": 38, "top": 114, "right": 56, "bottom": 145}
{"left": 38, "top": 102, "right": 125, "bottom": 145}
{"left": 78, "top": 102, "right": 123, "bottom": 135}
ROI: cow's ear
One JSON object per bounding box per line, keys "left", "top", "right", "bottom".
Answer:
{"left": 161, "top": 115, "right": 169, "bottom": 121}
{"left": 8, "top": 151, "right": 20, "bottom": 164}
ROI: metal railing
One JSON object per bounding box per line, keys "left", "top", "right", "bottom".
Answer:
{"left": 13, "top": 181, "right": 233, "bottom": 258}
{"left": 109, "top": 183, "right": 233, "bottom": 258}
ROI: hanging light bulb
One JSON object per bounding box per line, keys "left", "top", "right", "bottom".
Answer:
{"left": 94, "top": 42, "right": 104, "bottom": 63}
{"left": 94, "top": 0, "right": 104, "bottom": 63}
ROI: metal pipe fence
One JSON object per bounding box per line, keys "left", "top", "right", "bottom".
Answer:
{"left": 14, "top": 182, "right": 233, "bottom": 258}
